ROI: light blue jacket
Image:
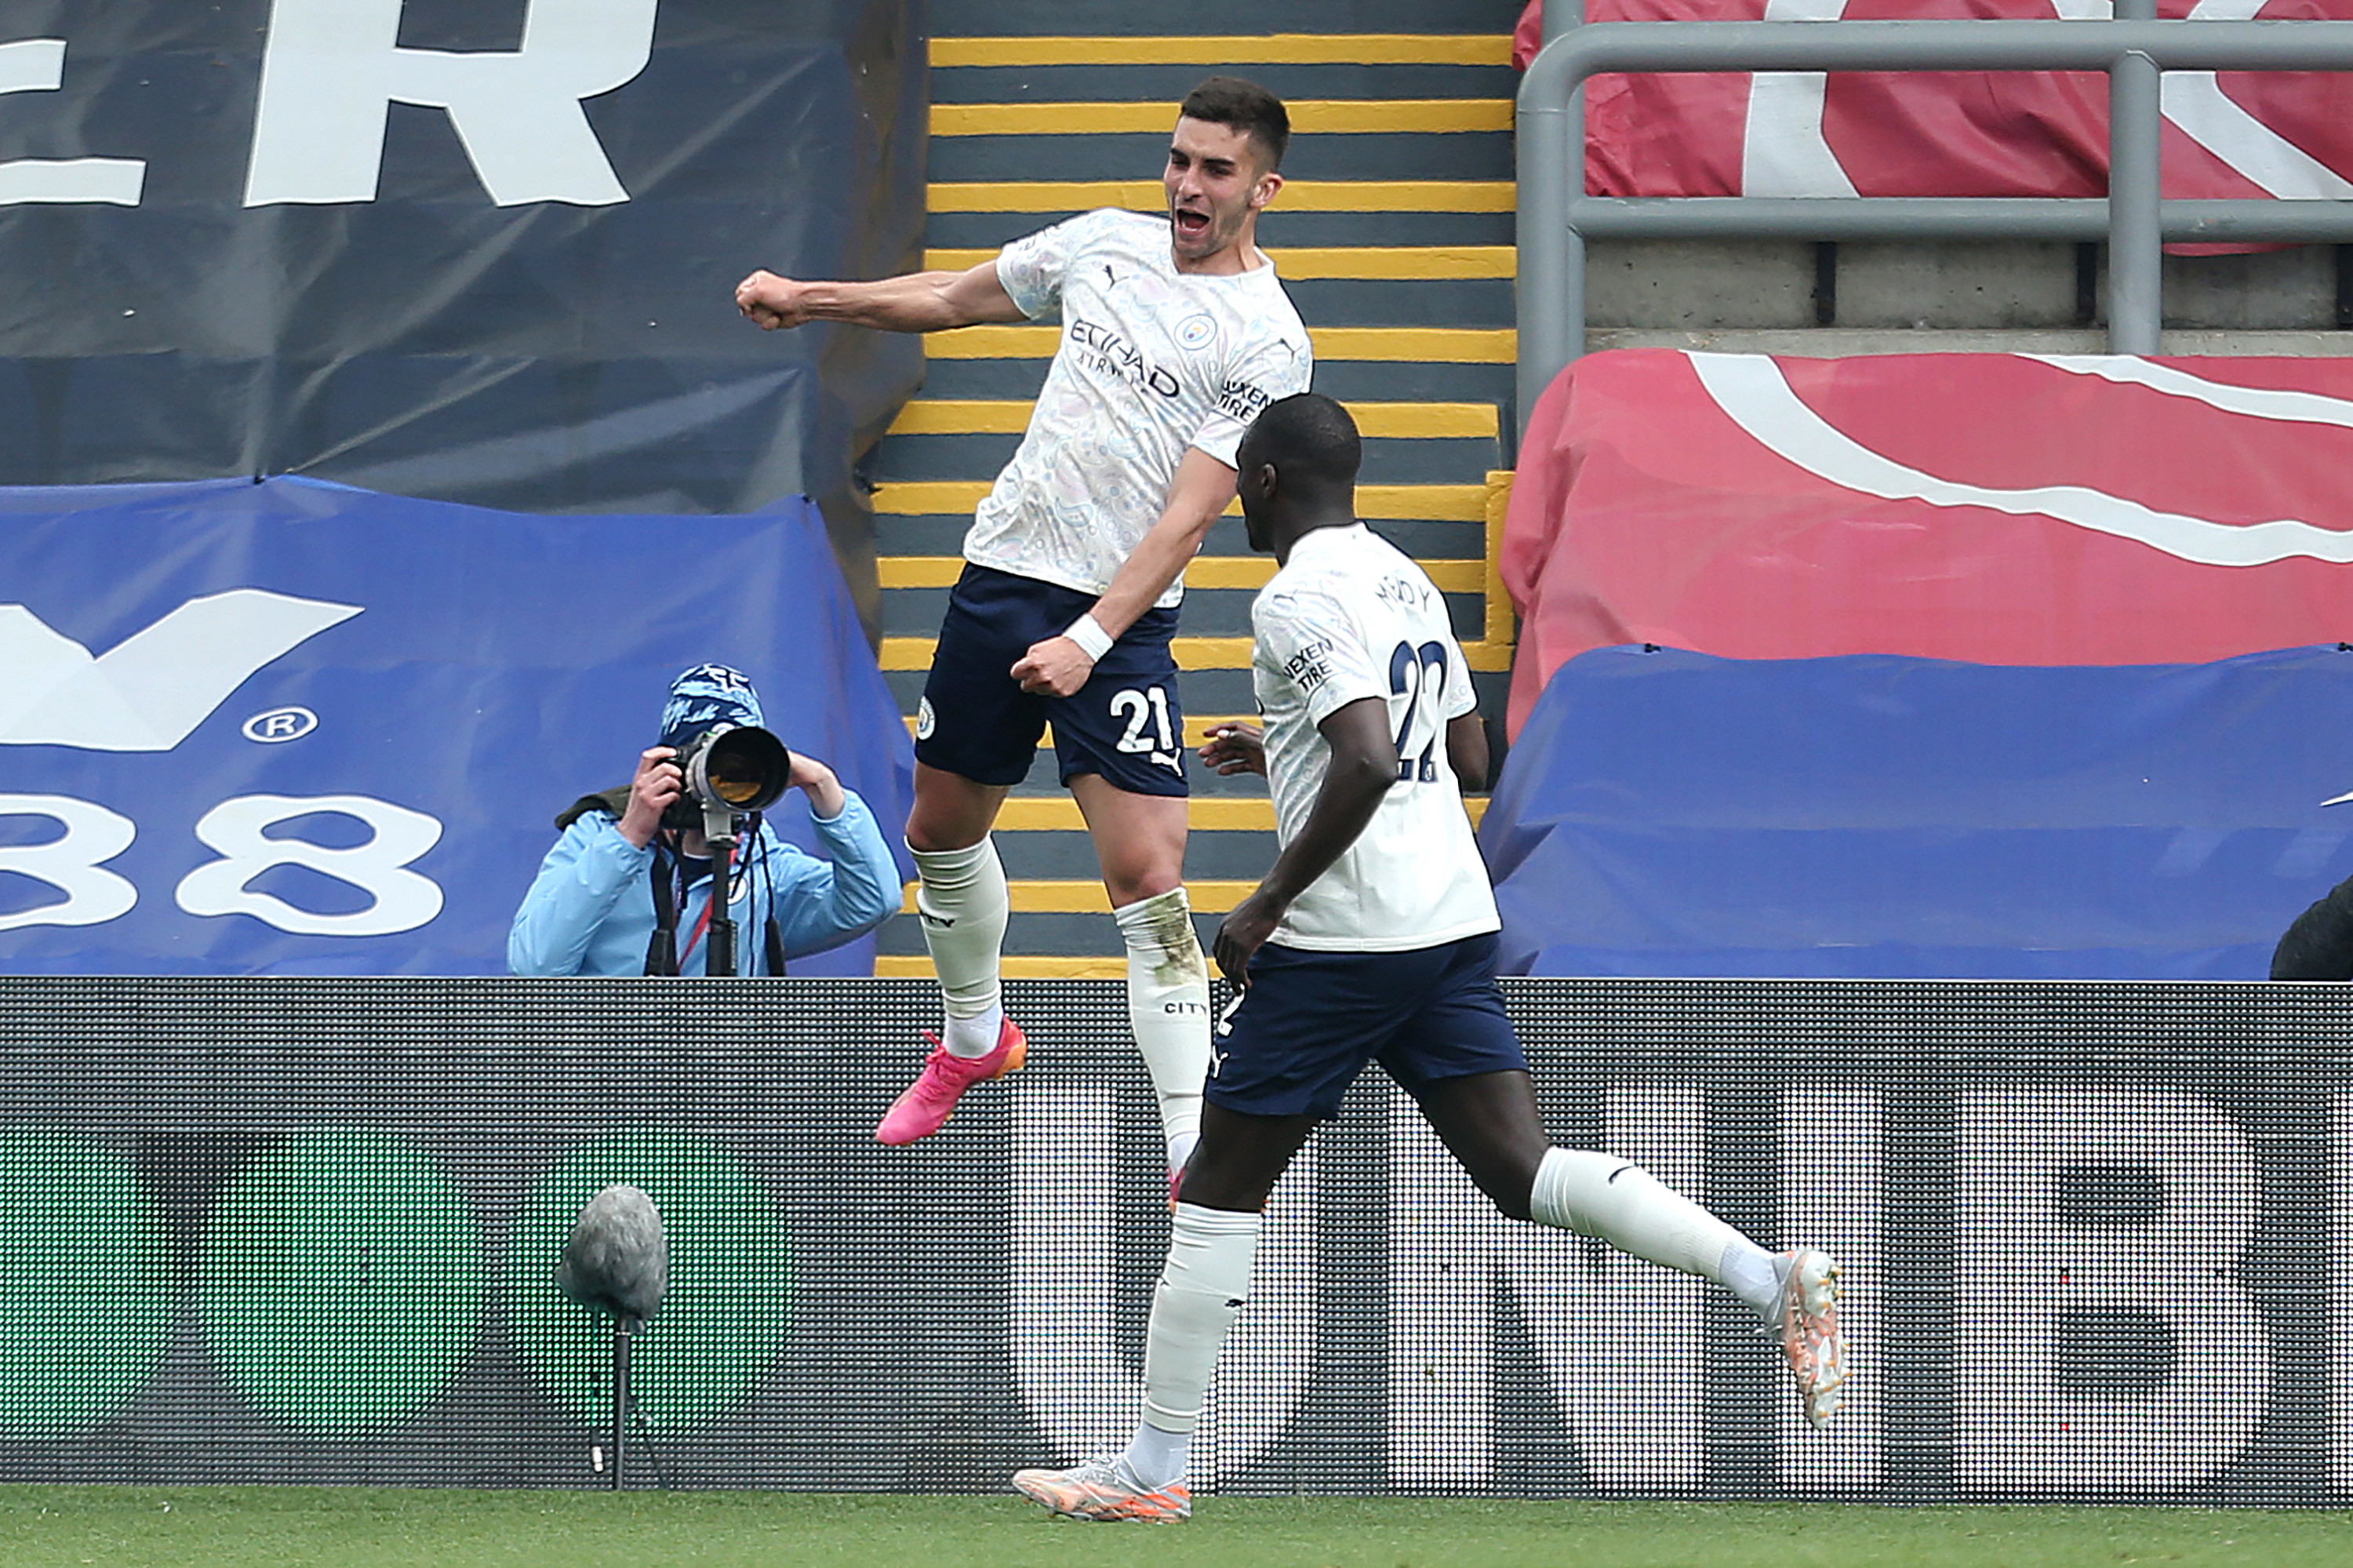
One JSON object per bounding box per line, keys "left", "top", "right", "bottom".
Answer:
{"left": 507, "top": 792, "right": 898, "bottom": 976}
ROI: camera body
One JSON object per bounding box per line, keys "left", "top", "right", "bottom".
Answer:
{"left": 662, "top": 723, "right": 792, "bottom": 834}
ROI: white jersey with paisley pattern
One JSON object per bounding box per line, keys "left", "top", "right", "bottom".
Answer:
{"left": 1249, "top": 523, "right": 1499, "bottom": 951}
{"left": 971, "top": 209, "right": 1312, "bottom": 609}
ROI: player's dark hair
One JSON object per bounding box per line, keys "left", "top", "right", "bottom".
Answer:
{"left": 1180, "top": 77, "right": 1291, "bottom": 171}
{"left": 1238, "top": 392, "right": 1362, "bottom": 495}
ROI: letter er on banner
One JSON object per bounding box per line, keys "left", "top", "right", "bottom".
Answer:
{"left": 244, "top": 0, "right": 657, "bottom": 206}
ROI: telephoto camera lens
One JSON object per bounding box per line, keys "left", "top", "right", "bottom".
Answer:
{"left": 675, "top": 724, "right": 791, "bottom": 815}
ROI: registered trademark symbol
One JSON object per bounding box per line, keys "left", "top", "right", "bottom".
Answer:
{"left": 242, "top": 706, "right": 319, "bottom": 744}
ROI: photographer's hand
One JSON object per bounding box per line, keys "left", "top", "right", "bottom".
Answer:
{"left": 618, "top": 748, "right": 682, "bottom": 849}
{"left": 789, "top": 753, "right": 847, "bottom": 818}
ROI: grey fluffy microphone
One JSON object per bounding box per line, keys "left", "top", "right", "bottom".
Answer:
{"left": 555, "top": 1184, "right": 669, "bottom": 1322}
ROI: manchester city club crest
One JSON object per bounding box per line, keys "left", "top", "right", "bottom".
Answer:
{"left": 1175, "top": 312, "right": 1217, "bottom": 351}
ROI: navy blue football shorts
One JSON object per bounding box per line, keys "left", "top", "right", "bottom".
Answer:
{"left": 915, "top": 563, "right": 1189, "bottom": 797}
{"left": 1206, "top": 931, "right": 1527, "bottom": 1121}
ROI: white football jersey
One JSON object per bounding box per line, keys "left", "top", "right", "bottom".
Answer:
{"left": 969, "top": 209, "right": 1312, "bottom": 607}
{"left": 1249, "top": 523, "right": 1500, "bottom": 951}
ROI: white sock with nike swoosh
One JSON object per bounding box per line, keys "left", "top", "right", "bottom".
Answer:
{"left": 1529, "top": 1147, "right": 1778, "bottom": 1313}
{"left": 1126, "top": 1201, "right": 1262, "bottom": 1490}
{"left": 910, "top": 837, "right": 1008, "bottom": 1059}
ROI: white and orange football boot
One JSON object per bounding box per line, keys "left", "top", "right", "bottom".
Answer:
{"left": 1773, "top": 1247, "right": 1848, "bottom": 1428}
{"left": 1011, "top": 1455, "right": 1191, "bottom": 1523}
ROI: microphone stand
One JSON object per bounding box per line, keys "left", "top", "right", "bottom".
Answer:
{"left": 609, "top": 1312, "right": 637, "bottom": 1490}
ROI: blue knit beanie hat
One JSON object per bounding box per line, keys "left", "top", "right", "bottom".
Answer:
{"left": 659, "top": 664, "right": 764, "bottom": 753}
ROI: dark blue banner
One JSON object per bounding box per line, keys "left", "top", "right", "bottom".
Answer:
{"left": 1480, "top": 644, "right": 2353, "bottom": 979}
{"left": 0, "top": 478, "right": 913, "bottom": 974}
{"left": 0, "top": 2, "right": 925, "bottom": 515}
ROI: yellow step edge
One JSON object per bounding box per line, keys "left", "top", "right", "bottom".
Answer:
{"left": 900, "top": 713, "right": 1262, "bottom": 749}
{"left": 900, "top": 879, "right": 1260, "bottom": 915}
{"left": 878, "top": 555, "right": 1485, "bottom": 592}
{"left": 929, "top": 179, "right": 1512, "bottom": 213}
{"left": 1484, "top": 468, "right": 1516, "bottom": 650}
{"left": 888, "top": 714, "right": 1500, "bottom": 822}
{"left": 995, "top": 796, "right": 1277, "bottom": 831}
{"left": 933, "top": 100, "right": 1512, "bottom": 137}
{"left": 926, "top": 324, "right": 1513, "bottom": 363}
{"left": 884, "top": 633, "right": 1512, "bottom": 673}
{"left": 1260, "top": 246, "right": 1517, "bottom": 281}
{"left": 873, "top": 480, "right": 1485, "bottom": 520}
{"left": 976, "top": 795, "right": 1487, "bottom": 831}
{"left": 877, "top": 955, "right": 1132, "bottom": 979}
{"left": 929, "top": 35, "right": 1515, "bottom": 68}
{"left": 877, "top": 472, "right": 1522, "bottom": 673}
{"left": 925, "top": 245, "right": 1517, "bottom": 280}
{"left": 887, "top": 398, "right": 1498, "bottom": 439}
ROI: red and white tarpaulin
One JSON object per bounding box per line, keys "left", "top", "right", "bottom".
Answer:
{"left": 1515, "top": 1, "right": 2353, "bottom": 207}
{"left": 1500, "top": 349, "right": 2353, "bottom": 734}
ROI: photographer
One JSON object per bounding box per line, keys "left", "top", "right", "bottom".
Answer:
{"left": 508, "top": 664, "right": 898, "bottom": 977}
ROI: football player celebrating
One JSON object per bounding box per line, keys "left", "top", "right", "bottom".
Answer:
{"left": 738, "top": 78, "right": 1311, "bottom": 1184}
{"left": 1009, "top": 395, "right": 1849, "bottom": 1523}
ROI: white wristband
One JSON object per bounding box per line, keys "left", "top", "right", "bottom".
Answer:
{"left": 1064, "top": 613, "right": 1115, "bottom": 662}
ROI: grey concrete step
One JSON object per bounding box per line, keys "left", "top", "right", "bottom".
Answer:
{"left": 1587, "top": 326, "right": 2353, "bottom": 357}
{"left": 929, "top": 129, "right": 1513, "bottom": 184}
{"left": 933, "top": 2, "right": 1526, "bottom": 37}
{"left": 874, "top": 429, "right": 1499, "bottom": 485}
{"left": 925, "top": 207, "right": 1517, "bottom": 252}
{"left": 1586, "top": 238, "right": 2352, "bottom": 335}
{"left": 876, "top": 512, "right": 1491, "bottom": 560}
{"left": 932, "top": 62, "right": 1515, "bottom": 104}
{"left": 914, "top": 351, "right": 1514, "bottom": 404}
{"left": 882, "top": 5, "right": 1525, "bottom": 971}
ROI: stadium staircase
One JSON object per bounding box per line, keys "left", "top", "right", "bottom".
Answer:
{"left": 868, "top": 0, "right": 1529, "bottom": 978}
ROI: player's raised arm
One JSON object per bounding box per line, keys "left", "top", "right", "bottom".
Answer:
{"left": 734, "top": 257, "right": 1024, "bottom": 334}
{"left": 1012, "top": 448, "right": 1239, "bottom": 697}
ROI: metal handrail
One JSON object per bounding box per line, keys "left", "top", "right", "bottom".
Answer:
{"left": 1516, "top": 17, "right": 2353, "bottom": 435}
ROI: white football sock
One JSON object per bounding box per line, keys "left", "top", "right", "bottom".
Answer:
{"left": 1718, "top": 1238, "right": 1785, "bottom": 1321}
{"left": 1528, "top": 1146, "right": 1747, "bottom": 1279}
{"left": 1120, "top": 1424, "right": 1187, "bottom": 1491}
{"left": 910, "top": 837, "right": 1008, "bottom": 1059}
{"left": 1126, "top": 1202, "right": 1261, "bottom": 1489}
{"left": 1112, "top": 889, "right": 1210, "bottom": 1167}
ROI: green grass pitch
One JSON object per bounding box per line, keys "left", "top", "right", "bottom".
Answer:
{"left": 3, "top": 1489, "right": 2350, "bottom": 1568}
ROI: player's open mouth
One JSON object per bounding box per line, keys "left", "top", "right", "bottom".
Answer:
{"left": 1172, "top": 206, "right": 1211, "bottom": 241}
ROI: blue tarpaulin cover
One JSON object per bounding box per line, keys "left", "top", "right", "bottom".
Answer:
{"left": 0, "top": 478, "right": 912, "bottom": 974}
{"left": 1478, "top": 644, "right": 2353, "bottom": 978}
